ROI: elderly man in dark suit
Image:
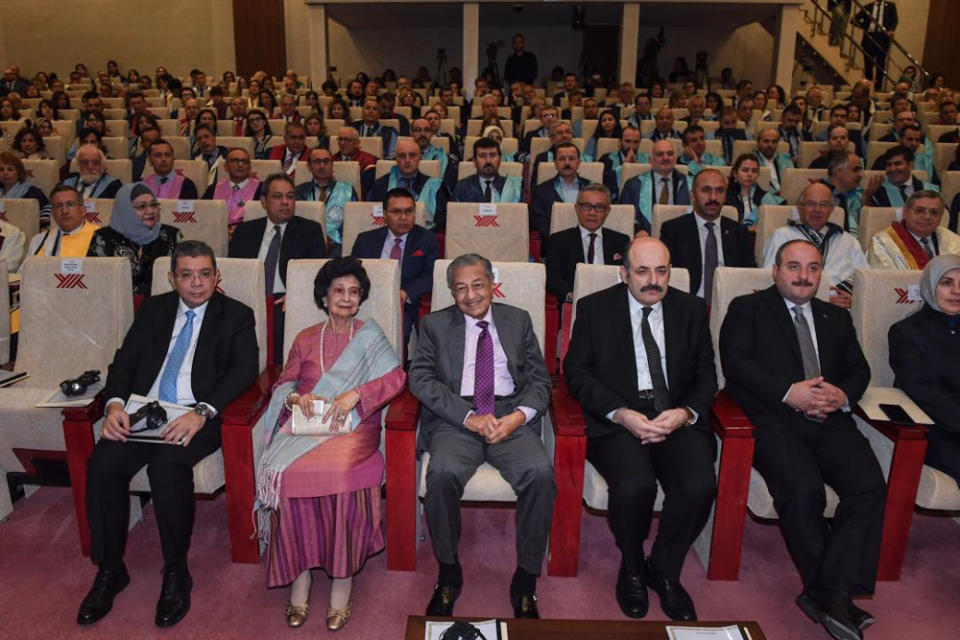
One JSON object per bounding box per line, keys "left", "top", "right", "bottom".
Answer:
{"left": 351, "top": 187, "right": 438, "bottom": 343}
{"left": 545, "top": 183, "right": 629, "bottom": 301}
{"left": 78, "top": 241, "right": 259, "bottom": 628}
{"left": 409, "top": 254, "right": 554, "bottom": 619}
{"left": 228, "top": 173, "right": 327, "bottom": 363}
{"left": 720, "top": 239, "right": 886, "bottom": 640}
{"left": 564, "top": 237, "right": 717, "bottom": 622}
{"left": 660, "top": 169, "right": 756, "bottom": 305}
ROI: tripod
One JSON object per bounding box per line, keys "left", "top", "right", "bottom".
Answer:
{"left": 432, "top": 50, "right": 449, "bottom": 92}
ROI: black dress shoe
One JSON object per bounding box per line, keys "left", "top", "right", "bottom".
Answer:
{"left": 846, "top": 600, "right": 875, "bottom": 630}
{"left": 645, "top": 559, "right": 697, "bottom": 621}
{"left": 615, "top": 558, "right": 648, "bottom": 618}
{"left": 795, "top": 591, "right": 863, "bottom": 640}
{"left": 425, "top": 584, "right": 461, "bottom": 616}
{"left": 77, "top": 566, "right": 130, "bottom": 626}
{"left": 511, "top": 593, "right": 539, "bottom": 619}
{"left": 155, "top": 569, "right": 193, "bottom": 628}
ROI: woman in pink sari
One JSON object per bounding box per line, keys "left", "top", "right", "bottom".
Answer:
{"left": 257, "top": 257, "right": 405, "bottom": 631}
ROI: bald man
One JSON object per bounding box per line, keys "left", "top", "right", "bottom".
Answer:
{"left": 564, "top": 236, "right": 717, "bottom": 622}
{"left": 365, "top": 138, "right": 450, "bottom": 230}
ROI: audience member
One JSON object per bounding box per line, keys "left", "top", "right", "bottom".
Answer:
{"left": 820, "top": 151, "right": 879, "bottom": 236}
{"left": 245, "top": 108, "right": 275, "bottom": 159}
{"left": 24, "top": 185, "right": 98, "bottom": 261}
{"left": 203, "top": 147, "right": 262, "bottom": 227}
{"left": 269, "top": 121, "right": 310, "bottom": 177}
{"left": 351, "top": 98, "right": 398, "bottom": 160}
{"left": 504, "top": 34, "right": 538, "bottom": 85}
{"left": 677, "top": 125, "right": 724, "bottom": 176}
{"left": 0, "top": 150, "right": 51, "bottom": 223}
{"left": 295, "top": 146, "right": 357, "bottom": 250}
{"left": 868, "top": 145, "right": 938, "bottom": 207}
{"left": 868, "top": 190, "right": 960, "bottom": 269}
{"left": 191, "top": 124, "right": 228, "bottom": 188}
{"left": 366, "top": 138, "right": 449, "bottom": 231}
{"left": 411, "top": 117, "right": 458, "bottom": 191}
{"left": 712, "top": 108, "right": 748, "bottom": 165}
{"left": 62, "top": 144, "right": 123, "bottom": 198}
{"left": 452, "top": 138, "right": 523, "bottom": 203}
{"left": 619, "top": 140, "right": 692, "bottom": 234}
{"left": 141, "top": 139, "right": 199, "bottom": 199}
{"left": 724, "top": 154, "right": 783, "bottom": 227}
{"left": 754, "top": 128, "right": 793, "bottom": 195}
{"left": 530, "top": 141, "right": 591, "bottom": 240}
{"left": 649, "top": 107, "right": 679, "bottom": 141}
{"left": 809, "top": 125, "right": 852, "bottom": 169}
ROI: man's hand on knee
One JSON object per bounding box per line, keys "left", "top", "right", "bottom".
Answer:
{"left": 101, "top": 402, "right": 131, "bottom": 442}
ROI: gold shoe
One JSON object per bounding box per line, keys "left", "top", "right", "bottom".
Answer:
{"left": 326, "top": 596, "right": 353, "bottom": 631}
{"left": 285, "top": 602, "right": 310, "bottom": 628}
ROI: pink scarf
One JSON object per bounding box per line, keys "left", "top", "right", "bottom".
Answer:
{"left": 143, "top": 171, "right": 186, "bottom": 200}
{"left": 214, "top": 178, "right": 262, "bottom": 225}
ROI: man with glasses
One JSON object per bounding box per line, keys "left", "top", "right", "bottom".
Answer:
{"left": 544, "top": 184, "right": 630, "bottom": 301}
{"left": 78, "top": 240, "right": 258, "bottom": 628}
{"left": 519, "top": 105, "right": 558, "bottom": 156}
{"left": 142, "top": 139, "right": 199, "bottom": 200}
{"left": 351, "top": 187, "right": 438, "bottom": 342}
{"left": 203, "top": 147, "right": 262, "bottom": 228}
{"left": 763, "top": 182, "right": 868, "bottom": 308}
{"left": 350, "top": 98, "right": 398, "bottom": 159}
{"left": 411, "top": 117, "right": 458, "bottom": 191}
{"left": 24, "top": 185, "right": 99, "bottom": 261}
{"left": 868, "top": 190, "right": 960, "bottom": 269}
{"left": 366, "top": 139, "right": 449, "bottom": 231}
{"left": 295, "top": 147, "right": 358, "bottom": 254}
{"left": 61, "top": 144, "right": 123, "bottom": 199}
{"left": 333, "top": 125, "right": 377, "bottom": 196}
{"left": 268, "top": 121, "right": 310, "bottom": 177}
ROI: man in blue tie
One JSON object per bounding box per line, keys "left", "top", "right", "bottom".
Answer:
{"left": 78, "top": 241, "right": 259, "bottom": 628}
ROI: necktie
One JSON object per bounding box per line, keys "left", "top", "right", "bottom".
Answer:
{"left": 158, "top": 309, "right": 196, "bottom": 403}
{"left": 587, "top": 232, "right": 597, "bottom": 264}
{"left": 483, "top": 179, "right": 493, "bottom": 202}
{"left": 920, "top": 236, "right": 935, "bottom": 258}
{"left": 792, "top": 306, "right": 821, "bottom": 379}
{"left": 721, "top": 133, "right": 732, "bottom": 164}
{"left": 389, "top": 237, "right": 402, "bottom": 260}
{"left": 264, "top": 225, "right": 281, "bottom": 294}
{"left": 284, "top": 151, "right": 295, "bottom": 172}
{"left": 897, "top": 183, "right": 909, "bottom": 202}
{"left": 640, "top": 307, "right": 670, "bottom": 412}
{"left": 703, "top": 222, "right": 718, "bottom": 305}
{"left": 315, "top": 183, "right": 327, "bottom": 202}
{"left": 159, "top": 176, "right": 169, "bottom": 185}
{"left": 232, "top": 184, "right": 241, "bottom": 192}
{"left": 658, "top": 178, "right": 670, "bottom": 204}
{"left": 473, "top": 320, "right": 495, "bottom": 415}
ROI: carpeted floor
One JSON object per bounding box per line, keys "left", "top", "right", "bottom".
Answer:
{"left": 1, "top": 487, "right": 958, "bottom": 639}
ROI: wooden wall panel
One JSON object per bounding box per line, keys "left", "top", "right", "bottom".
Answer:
{"left": 233, "top": 0, "right": 287, "bottom": 78}
{"left": 923, "top": 0, "right": 960, "bottom": 87}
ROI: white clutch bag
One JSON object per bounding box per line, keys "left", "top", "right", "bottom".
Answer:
{"left": 290, "top": 400, "right": 354, "bottom": 435}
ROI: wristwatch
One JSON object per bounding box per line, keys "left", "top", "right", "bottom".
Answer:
{"left": 682, "top": 407, "right": 696, "bottom": 427}
{"left": 193, "top": 402, "right": 215, "bottom": 419}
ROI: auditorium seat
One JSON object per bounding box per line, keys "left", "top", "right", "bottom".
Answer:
{"left": 457, "top": 161, "right": 523, "bottom": 181}
{"left": 103, "top": 120, "right": 129, "bottom": 138}
{"left": 293, "top": 160, "right": 362, "bottom": 197}
{"left": 850, "top": 267, "right": 960, "bottom": 579}
{"left": 21, "top": 159, "right": 60, "bottom": 197}
{"left": 374, "top": 159, "right": 441, "bottom": 180}
{"left": 140, "top": 159, "right": 207, "bottom": 194}
{"left": 652, "top": 204, "right": 739, "bottom": 238}
{"left": 934, "top": 143, "right": 958, "bottom": 178}
{"left": 619, "top": 162, "right": 690, "bottom": 187}
{"left": 595, "top": 137, "right": 653, "bottom": 160}
{"left": 731, "top": 139, "right": 790, "bottom": 164}
{"left": 216, "top": 136, "right": 257, "bottom": 157}
{"left": 82, "top": 199, "right": 114, "bottom": 227}
{"left": 779, "top": 168, "right": 828, "bottom": 203}
{"left": 215, "top": 159, "right": 281, "bottom": 184}
{"left": 158, "top": 198, "right": 229, "bottom": 256}
{"left": 463, "top": 136, "right": 518, "bottom": 160}
{"left": 858, "top": 206, "right": 949, "bottom": 252}
{"left": 0, "top": 198, "right": 40, "bottom": 249}
{"left": 444, "top": 202, "right": 529, "bottom": 262}
{"left": 754, "top": 204, "right": 844, "bottom": 264}
{"left": 41, "top": 136, "right": 66, "bottom": 167}
{"left": 866, "top": 141, "right": 900, "bottom": 170}
{"left": 942, "top": 171, "right": 960, "bottom": 208}
{"left": 536, "top": 161, "right": 604, "bottom": 186}
{"left": 341, "top": 201, "right": 426, "bottom": 256}
{"left": 465, "top": 119, "right": 514, "bottom": 137}
{"left": 0, "top": 257, "right": 133, "bottom": 523}
{"left": 798, "top": 140, "right": 853, "bottom": 168}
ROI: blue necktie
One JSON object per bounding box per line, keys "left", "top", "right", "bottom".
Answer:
{"left": 158, "top": 310, "right": 196, "bottom": 403}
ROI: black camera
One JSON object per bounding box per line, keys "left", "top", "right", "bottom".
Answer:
{"left": 59, "top": 370, "right": 101, "bottom": 396}
{"left": 129, "top": 401, "right": 168, "bottom": 433}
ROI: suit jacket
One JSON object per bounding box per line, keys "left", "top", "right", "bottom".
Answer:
{"left": 268, "top": 144, "right": 309, "bottom": 165}
{"left": 333, "top": 150, "right": 378, "bottom": 173}
{"left": 350, "top": 121, "right": 398, "bottom": 158}
{"left": 227, "top": 215, "right": 327, "bottom": 286}
{"left": 366, "top": 171, "right": 451, "bottom": 229}
{"left": 61, "top": 174, "right": 123, "bottom": 199}
{"left": 564, "top": 283, "right": 717, "bottom": 438}
{"left": 544, "top": 226, "right": 629, "bottom": 300}
{"left": 713, "top": 128, "right": 748, "bottom": 164}
{"left": 409, "top": 303, "right": 552, "bottom": 447}
{"left": 452, "top": 173, "right": 509, "bottom": 202}
{"left": 102, "top": 291, "right": 259, "bottom": 422}
{"left": 519, "top": 128, "right": 550, "bottom": 155}
{"left": 854, "top": 1, "right": 898, "bottom": 33}
{"left": 888, "top": 304, "right": 960, "bottom": 433}
{"left": 660, "top": 213, "right": 756, "bottom": 295}
{"left": 350, "top": 224, "right": 438, "bottom": 306}
{"left": 530, "top": 175, "right": 592, "bottom": 240}
{"left": 719, "top": 285, "right": 870, "bottom": 431}
{"left": 869, "top": 175, "right": 927, "bottom": 207}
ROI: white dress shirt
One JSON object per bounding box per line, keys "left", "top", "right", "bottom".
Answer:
{"left": 627, "top": 294, "right": 668, "bottom": 391}
{"left": 579, "top": 225, "right": 604, "bottom": 265}
{"left": 693, "top": 212, "right": 726, "bottom": 298}
{"left": 476, "top": 175, "right": 500, "bottom": 202}
{"left": 558, "top": 177, "right": 580, "bottom": 203}
{"left": 256, "top": 220, "right": 288, "bottom": 294}
{"left": 379, "top": 228, "right": 408, "bottom": 259}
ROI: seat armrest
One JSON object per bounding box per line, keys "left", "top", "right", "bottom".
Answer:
{"left": 854, "top": 387, "right": 929, "bottom": 442}
{"left": 221, "top": 367, "right": 279, "bottom": 428}
{"left": 385, "top": 387, "right": 420, "bottom": 431}
{"left": 550, "top": 380, "right": 586, "bottom": 437}
{"left": 711, "top": 390, "right": 754, "bottom": 439}
{"left": 62, "top": 391, "right": 107, "bottom": 424}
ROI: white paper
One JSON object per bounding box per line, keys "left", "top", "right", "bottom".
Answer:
{"left": 478, "top": 202, "right": 498, "bottom": 216}
{"left": 60, "top": 259, "right": 83, "bottom": 275}
{"left": 424, "top": 619, "right": 500, "bottom": 640}
{"left": 665, "top": 625, "right": 746, "bottom": 640}
{"left": 84, "top": 201, "right": 97, "bottom": 213}
{"left": 291, "top": 401, "right": 355, "bottom": 435}
{"left": 36, "top": 382, "right": 104, "bottom": 407}
{"left": 124, "top": 394, "right": 193, "bottom": 444}
{"left": 907, "top": 284, "right": 921, "bottom": 302}
{"left": 857, "top": 386, "right": 934, "bottom": 424}
{"left": 176, "top": 200, "right": 195, "bottom": 213}
{"left": 372, "top": 203, "right": 384, "bottom": 218}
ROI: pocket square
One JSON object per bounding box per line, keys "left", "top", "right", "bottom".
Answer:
{"left": 412, "top": 249, "right": 424, "bottom": 256}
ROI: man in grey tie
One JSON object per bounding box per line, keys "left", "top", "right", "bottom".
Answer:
{"left": 720, "top": 239, "right": 886, "bottom": 640}
{"left": 410, "top": 254, "right": 553, "bottom": 619}
{"left": 78, "top": 241, "right": 259, "bottom": 628}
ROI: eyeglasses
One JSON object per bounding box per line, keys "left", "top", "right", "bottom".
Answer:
{"left": 386, "top": 207, "right": 415, "bottom": 216}
{"left": 576, "top": 203, "right": 609, "bottom": 213}
{"left": 132, "top": 200, "right": 161, "bottom": 212}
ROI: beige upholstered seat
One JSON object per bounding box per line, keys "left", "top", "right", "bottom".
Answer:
{"left": 162, "top": 136, "right": 193, "bottom": 160}
{"left": 418, "top": 260, "right": 548, "bottom": 502}
{"left": 81, "top": 199, "right": 114, "bottom": 227}
{"left": 548, "top": 203, "right": 634, "bottom": 238}
{"left": 799, "top": 141, "right": 854, "bottom": 168}
{"left": 934, "top": 145, "right": 958, "bottom": 179}
{"left": 22, "top": 159, "right": 60, "bottom": 197}
{"left": 216, "top": 159, "right": 280, "bottom": 183}
{"left": 536, "top": 162, "right": 604, "bottom": 186}
{"left": 851, "top": 268, "right": 960, "bottom": 511}
{"left": 780, "top": 168, "right": 828, "bottom": 203}
{"left": 217, "top": 137, "right": 257, "bottom": 157}
{"left": 129, "top": 257, "right": 269, "bottom": 494}
{"left": 341, "top": 201, "right": 426, "bottom": 256}
{"left": 0, "top": 257, "right": 133, "bottom": 520}
{"left": 103, "top": 120, "right": 129, "bottom": 138}
{"left": 293, "top": 160, "right": 362, "bottom": 197}
{"left": 594, "top": 138, "right": 655, "bottom": 160}
{"left": 444, "top": 203, "right": 529, "bottom": 262}
{"left": 0, "top": 198, "right": 40, "bottom": 249}
{"left": 942, "top": 171, "right": 960, "bottom": 206}
{"left": 754, "top": 204, "right": 845, "bottom": 264}
{"left": 866, "top": 141, "right": 900, "bottom": 170}
{"left": 710, "top": 266, "right": 835, "bottom": 519}
{"left": 0, "top": 260, "right": 8, "bottom": 365}
{"left": 158, "top": 198, "right": 228, "bottom": 256}
{"left": 651, "top": 204, "right": 739, "bottom": 238}
{"left": 619, "top": 163, "right": 691, "bottom": 186}
{"left": 457, "top": 162, "right": 523, "bottom": 181}
{"left": 858, "top": 206, "right": 949, "bottom": 253}
{"left": 140, "top": 159, "right": 207, "bottom": 194}
{"left": 374, "top": 160, "right": 441, "bottom": 181}
{"left": 731, "top": 140, "right": 790, "bottom": 165}
{"left": 67, "top": 158, "right": 132, "bottom": 186}
{"left": 530, "top": 137, "right": 585, "bottom": 161}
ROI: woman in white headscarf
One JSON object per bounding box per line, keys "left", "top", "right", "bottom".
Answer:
{"left": 87, "top": 182, "right": 182, "bottom": 295}
{"left": 888, "top": 254, "right": 960, "bottom": 486}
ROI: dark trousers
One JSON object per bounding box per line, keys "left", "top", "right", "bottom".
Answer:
{"left": 586, "top": 421, "right": 716, "bottom": 581}
{"left": 423, "top": 421, "right": 556, "bottom": 575}
{"left": 85, "top": 421, "right": 222, "bottom": 572}
{"left": 925, "top": 424, "right": 960, "bottom": 488}
{"left": 862, "top": 33, "right": 890, "bottom": 85}
{"left": 273, "top": 303, "right": 285, "bottom": 365}
{"left": 752, "top": 414, "right": 886, "bottom": 595}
